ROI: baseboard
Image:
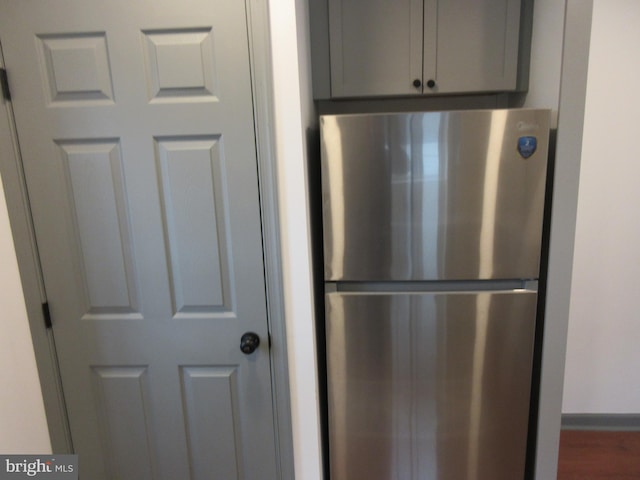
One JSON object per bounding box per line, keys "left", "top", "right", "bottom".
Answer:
{"left": 562, "top": 414, "right": 640, "bottom": 431}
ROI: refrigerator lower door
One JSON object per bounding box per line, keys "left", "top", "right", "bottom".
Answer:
{"left": 326, "top": 290, "right": 537, "bottom": 480}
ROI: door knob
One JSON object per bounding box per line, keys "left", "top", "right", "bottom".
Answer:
{"left": 426, "top": 79, "right": 436, "bottom": 88}
{"left": 240, "top": 332, "right": 260, "bottom": 354}
{"left": 412, "top": 78, "right": 422, "bottom": 88}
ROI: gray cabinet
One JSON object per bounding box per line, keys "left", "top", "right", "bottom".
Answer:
{"left": 328, "top": 0, "right": 424, "bottom": 97}
{"left": 311, "top": 0, "right": 529, "bottom": 99}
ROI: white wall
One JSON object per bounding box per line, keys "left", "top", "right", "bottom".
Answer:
{"left": 268, "top": 1, "right": 323, "bottom": 479}
{"left": 563, "top": 0, "right": 640, "bottom": 413}
{"left": 0, "top": 174, "right": 51, "bottom": 453}
{"left": 522, "top": 0, "right": 565, "bottom": 116}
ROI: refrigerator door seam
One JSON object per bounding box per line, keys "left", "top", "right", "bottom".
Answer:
{"left": 328, "top": 279, "right": 539, "bottom": 293}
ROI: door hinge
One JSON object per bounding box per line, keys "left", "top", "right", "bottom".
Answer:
{"left": 42, "top": 302, "right": 52, "bottom": 329}
{"left": 0, "top": 68, "right": 10, "bottom": 101}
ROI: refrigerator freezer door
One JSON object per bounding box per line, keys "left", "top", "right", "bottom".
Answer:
{"left": 321, "top": 109, "right": 550, "bottom": 281}
{"left": 326, "top": 290, "right": 537, "bottom": 480}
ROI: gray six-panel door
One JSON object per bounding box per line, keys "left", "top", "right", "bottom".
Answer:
{"left": 0, "top": 1, "right": 278, "bottom": 478}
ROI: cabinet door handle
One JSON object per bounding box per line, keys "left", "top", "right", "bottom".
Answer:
{"left": 426, "top": 79, "right": 436, "bottom": 89}
{"left": 412, "top": 78, "right": 422, "bottom": 88}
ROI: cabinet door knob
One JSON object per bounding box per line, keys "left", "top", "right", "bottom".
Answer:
{"left": 412, "top": 79, "right": 422, "bottom": 88}
{"left": 426, "top": 79, "right": 436, "bottom": 89}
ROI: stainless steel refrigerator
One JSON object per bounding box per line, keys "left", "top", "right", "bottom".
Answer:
{"left": 320, "top": 109, "right": 550, "bottom": 480}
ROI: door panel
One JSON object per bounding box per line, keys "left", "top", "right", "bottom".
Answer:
{"left": 180, "top": 366, "right": 244, "bottom": 479}
{"left": 0, "top": 1, "right": 277, "bottom": 478}
{"left": 58, "top": 138, "right": 141, "bottom": 317}
{"left": 326, "top": 290, "right": 537, "bottom": 480}
{"left": 155, "top": 135, "right": 233, "bottom": 317}
{"left": 91, "top": 366, "right": 156, "bottom": 479}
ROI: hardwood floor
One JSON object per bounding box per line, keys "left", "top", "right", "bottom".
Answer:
{"left": 557, "top": 430, "right": 640, "bottom": 479}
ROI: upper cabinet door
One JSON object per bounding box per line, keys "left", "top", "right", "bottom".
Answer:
{"left": 328, "top": 0, "right": 424, "bottom": 97}
{"left": 429, "top": 0, "right": 522, "bottom": 94}
{"left": 317, "top": 0, "right": 528, "bottom": 99}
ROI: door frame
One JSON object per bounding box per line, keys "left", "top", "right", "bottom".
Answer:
{"left": 0, "top": 0, "right": 294, "bottom": 478}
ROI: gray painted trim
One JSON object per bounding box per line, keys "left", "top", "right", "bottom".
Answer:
{"left": 0, "top": 43, "right": 72, "bottom": 453}
{"left": 245, "top": 1, "right": 295, "bottom": 479}
{"left": 309, "top": 0, "right": 331, "bottom": 99}
{"left": 562, "top": 414, "right": 640, "bottom": 431}
{"left": 534, "top": 2, "right": 593, "bottom": 480}
{"left": 316, "top": 94, "right": 505, "bottom": 115}
{"left": 516, "top": 0, "right": 534, "bottom": 92}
